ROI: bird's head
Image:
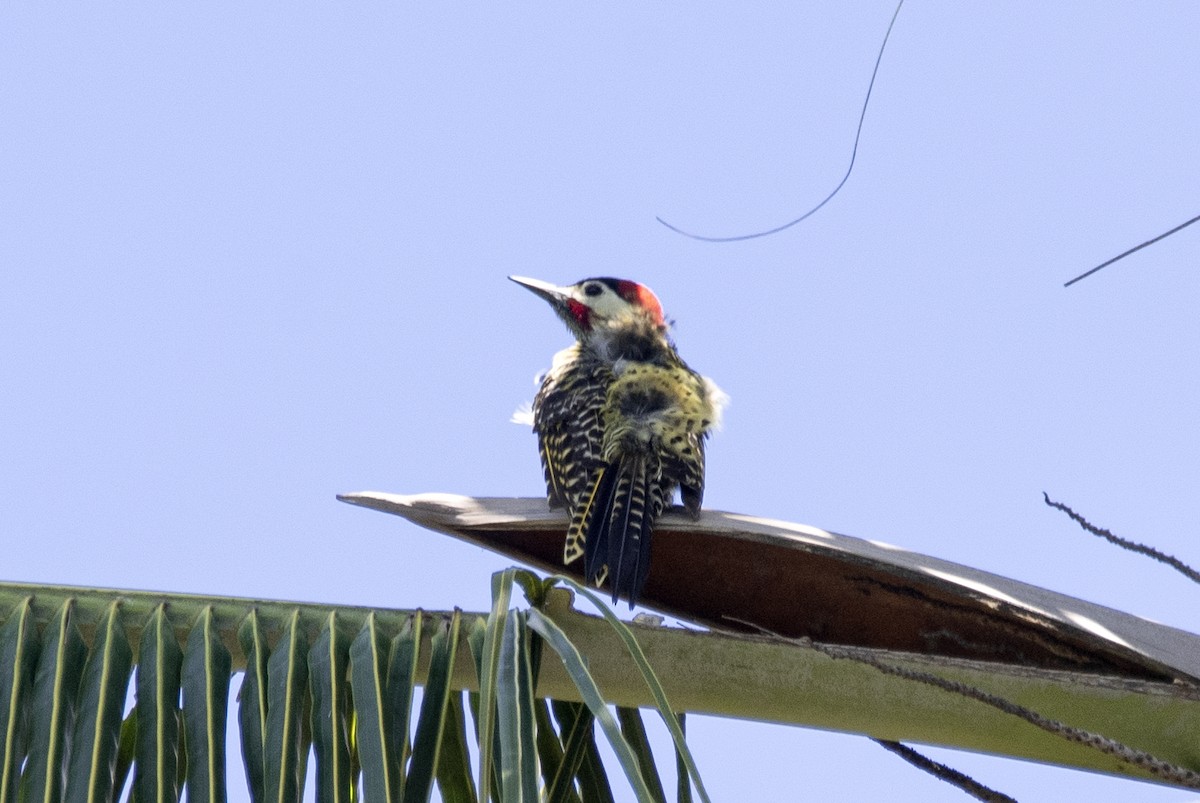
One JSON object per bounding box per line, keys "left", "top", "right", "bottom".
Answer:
{"left": 509, "top": 276, "right": 666, "bottom": 339}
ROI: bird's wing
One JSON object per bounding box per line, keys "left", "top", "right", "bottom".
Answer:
{"left": 533, "top": 359, "right": 611, "bottom": 553}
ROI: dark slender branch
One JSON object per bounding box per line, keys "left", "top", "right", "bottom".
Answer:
{"left": 723, "top": 616, "right": 1200, "bottom": 790}
{"left": 1042, "top": 493, "right": 1200, "bottom": 585}
{"left": 874, "top": 740, "right": 1018, "bottom": 803}
{"left": 655, "top": 0, "right": 904, "bottom": 243}
{"left": 1063, "top": 212, "right": 1200, "bottom": 287}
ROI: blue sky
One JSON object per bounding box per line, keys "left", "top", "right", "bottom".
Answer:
{"left": 3, "top": 3, "right": 1198, "bottom": 800}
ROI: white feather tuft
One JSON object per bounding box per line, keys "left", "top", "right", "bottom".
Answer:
{"left": 510, "top": 402, "right": 535, "bottom": 426}
{"left": 703, "top": 376, "right": 730, "bottom": 431}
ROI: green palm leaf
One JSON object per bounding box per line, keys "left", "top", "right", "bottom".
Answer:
{"left": 308, "top": 612, "right": 354, "bottom": 803}
{"left": 403, "top": 612, "right": 460, "bottom": 803}
{"left": 0, "top": 575, "right": 706, "bottom": 803}
{"left": 133, "top": 605, "right": 183, "bottom": 803}
{"left": 0, "top": 597, "right": 37, "bottom": 803}
{"left": 348, "top": 611, "right": 397, "bottom": 803}
{"left": 264, "top": 610, "right": 310, "bottom": 803}
{"left": 239, "top": 609, "right": 271, "bottom": 802}
{"left": 65, "top": 600, "right": 133, "bottom": 803}
{"left": 183, "top": 606, "right": 231, "bottom": 803}
{"left": 25, "top": 600, "right": 87, "bottom": 803}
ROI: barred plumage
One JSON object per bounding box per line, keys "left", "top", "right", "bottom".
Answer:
{"left": 531, "top": 343, "right": 612, "bottom": 563}
{"left": 512, "top": 275, "right": 724, "bottom": 607}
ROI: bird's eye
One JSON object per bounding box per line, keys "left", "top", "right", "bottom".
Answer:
{"left": 584, "top": 283, "right": 604, "bottom": 297}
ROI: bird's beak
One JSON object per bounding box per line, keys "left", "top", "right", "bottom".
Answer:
{"left": 509, "top": 275, "right": 571, "bottom": 307}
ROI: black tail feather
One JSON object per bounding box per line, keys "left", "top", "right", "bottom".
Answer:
{"left": 610, "top": 457, "right": 649, "bottom": 607}
{"left": 583, "top": 464, "right": 619, "bottom": 587}
{"left": 584, "top": 455, "right": 656, "bottom": 607}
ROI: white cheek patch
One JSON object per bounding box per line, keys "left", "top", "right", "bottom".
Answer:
{"left": 573, "top": 286, "right": 627, "bottom": 320}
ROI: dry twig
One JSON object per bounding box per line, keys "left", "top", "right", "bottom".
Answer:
{"left": 875, "top": 739, "right": 1018, "bottom": 803}
{"left": 1043, "top": 493, "right": 1200, "bottom": 585}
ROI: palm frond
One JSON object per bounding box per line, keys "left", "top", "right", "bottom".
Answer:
{"left": 0, "top": 574, "right": 697, "bottom": 802}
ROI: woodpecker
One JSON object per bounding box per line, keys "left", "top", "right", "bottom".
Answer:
{"left": 510, "top": 275, "right": 724, "bottom": 608}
